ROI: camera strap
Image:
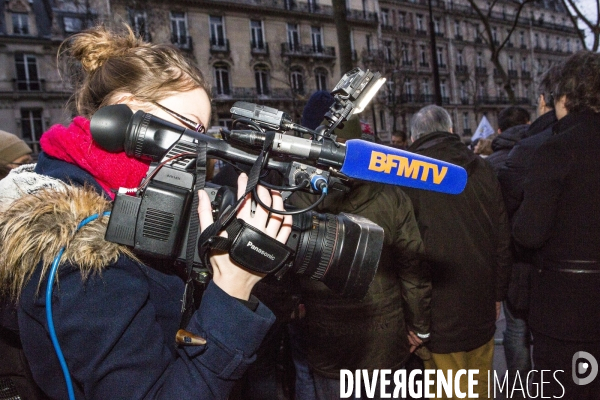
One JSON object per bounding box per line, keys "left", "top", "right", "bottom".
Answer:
{"left": 196, "top": 131, "right": 280, "bottom": 275}
{"left": 180, "top": 141, "right": 207, "bottom": 329}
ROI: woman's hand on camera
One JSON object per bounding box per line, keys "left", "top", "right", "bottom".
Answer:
{"left": 198, "top": 173, "right": 292, "bottom": 300}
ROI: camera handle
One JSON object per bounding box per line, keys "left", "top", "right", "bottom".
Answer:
{"left": 179, "top": 131, "right": 275, "bottom": 330}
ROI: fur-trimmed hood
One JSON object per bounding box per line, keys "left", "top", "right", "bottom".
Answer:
{"left": 0, "top": 165, "right": 134, "bottom": 301}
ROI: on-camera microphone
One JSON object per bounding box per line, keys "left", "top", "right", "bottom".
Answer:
{"left": 340, "top": 140, "right": 468, "bottom": 195}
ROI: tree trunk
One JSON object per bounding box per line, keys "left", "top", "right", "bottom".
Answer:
{"left": 332, "top": 0, "right": 354, "bottom": 75}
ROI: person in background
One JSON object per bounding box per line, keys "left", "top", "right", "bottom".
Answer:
{"left": 402, "top": 105, "right": 511, "bottom": 399}
{"left": 495, "top": 65, "right": 562, "bottom": 396}
{"left": 0, "top": 24, "right": 291, "bottom": 400}
{"left": 486, "top": 106, "right": 531, "bottom": 173}
{"left": 472, "top": 136, "right": 495, "bottom": 157}
{"left": 290, "top": 111, "right": 430, "bottom": 400}
{"left": 512, "top": 50, "right": 600, "bottom": 399}
{"left": 390, "top": 130, "right": 409, "bottom": 149}
{"left": 0, "top": 130, "right": 33, "bottom": 180}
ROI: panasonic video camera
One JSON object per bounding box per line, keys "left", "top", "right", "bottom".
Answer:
{"left": 90, "top": 68, "right": 386, "bottom": 299}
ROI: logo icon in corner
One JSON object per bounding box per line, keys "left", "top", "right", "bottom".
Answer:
{"left": 572, "top": 351, "right": 598, "bottom": 385}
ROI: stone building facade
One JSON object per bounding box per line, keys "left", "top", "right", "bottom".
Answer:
{"left": 0, "top": 0, "right": 581, "bottom": 151}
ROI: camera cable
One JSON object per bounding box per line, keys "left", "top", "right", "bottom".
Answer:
{"left": 46, "top": 211, "right": 111, "bottom": 400}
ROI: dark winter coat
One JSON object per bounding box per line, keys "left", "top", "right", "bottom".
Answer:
{"left": 497, "top": 111, "right": 557, "bottom": 219}
{"left": 403, "top": 132, "right": 512, "bottom": 354}
{"left": 0, "top": 153, "right": 275, "bottom": 399}
{"left": 290, "top": 181, "right": 429, "bottom": 378}
{"left": 486, "top": 124, "right": 530, "bottom": 174}
{"left": 512, "top": 112, "right": 600, "bottom": 342}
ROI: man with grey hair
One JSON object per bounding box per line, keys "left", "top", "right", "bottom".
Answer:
{"left": 402, "top": 105, "right": 511, "bottom": 399}
{"left": 409, "top": 104, "right": 453, "bottom": 142}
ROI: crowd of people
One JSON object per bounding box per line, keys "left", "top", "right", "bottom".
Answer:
{"left": 0, "top": 22, "right": 599, "bottom": 400}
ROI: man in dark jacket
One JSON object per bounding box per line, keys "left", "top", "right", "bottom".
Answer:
{"left": 485, "top": 106, "right": 530, "bottom": 173}
{"left": 494, "top": 65, "right": 561, "bottom": 391}
{"left": 289, "top": 115, "right": 430, "bottom": 399}
{"left": 402, "top": 105, "right": 512, "bottom": 399}
{"left": 512, "top": 51, "right": 600, "bottom": 399}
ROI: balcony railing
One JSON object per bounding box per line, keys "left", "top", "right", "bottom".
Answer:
{"left": 251, "top": 41, "right": 269, "bottom": 56}
{"left": 172, "top": 35, "right": 193, "bottom": 51}
{"left": 398, "top": 27, "right": 411, "bottom": 34}
{"left": 521, "top": 71, "right": 531, "bottom": 79}
{"left": 281, "top": 43, "right": 336, "bottom": 59}
{"left": 210, "top": 38, "right": 230, "bottom": 54}
{"left": 212, "top": 87, "right": 295, "bottom": 101}
{"left": 416, "top": 29, "right": 428, "bottom": 36}
{"left": 456, "top": 65, "right": 469, "bottom": 74}
{"left": 508, "top": 70, "right": 518, "bottom": 78}
{"left": 14, "top": 79, "right": 45, "bottom": 92}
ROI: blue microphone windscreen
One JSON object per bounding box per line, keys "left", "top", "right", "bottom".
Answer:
{"left": 341, "top": 140, "right": 467, "bottom": 194}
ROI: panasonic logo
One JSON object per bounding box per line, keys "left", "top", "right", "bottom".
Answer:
{"left": 247, "top": 241, "right": 276, "bottom": 260}
{"left": 368, "top": 151, "right": 448, "bottom": 184}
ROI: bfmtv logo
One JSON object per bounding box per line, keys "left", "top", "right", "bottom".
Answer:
{"left": 572, "top": 351, "right": 599, "bottom": 386}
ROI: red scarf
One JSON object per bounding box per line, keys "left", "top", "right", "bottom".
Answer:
{"left": 40, "top": 117, "right": 150, "bottom": 199}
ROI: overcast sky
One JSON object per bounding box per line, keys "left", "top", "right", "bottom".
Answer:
{"left": 574, "top": 0, "right": 597, "bottom": 48}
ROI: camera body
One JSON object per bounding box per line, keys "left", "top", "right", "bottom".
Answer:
{"left": 92, "top": 68, "right": 387, "bottom": 299}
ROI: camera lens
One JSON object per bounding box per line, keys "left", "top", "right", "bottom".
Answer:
{"left": 289, "top": 212, "right": 383, "bottom": 299}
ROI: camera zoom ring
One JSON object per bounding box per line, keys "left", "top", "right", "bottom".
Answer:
{"left": 313, "top": 215, "right": 338, "bottom": 280}
{"left": 296, "top": 216, "right": 319, "bottom": 275}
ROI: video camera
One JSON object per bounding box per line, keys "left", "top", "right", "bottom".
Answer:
{"left": 90, "top": 68, "right": 391, "bottom": 299}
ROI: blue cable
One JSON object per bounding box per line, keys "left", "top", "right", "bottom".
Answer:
{"left": 45, "top": 211, "right": 111, "bottom": 400}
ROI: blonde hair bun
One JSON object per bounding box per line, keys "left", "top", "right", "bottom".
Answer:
{"left": 67, "top": 25, "right": 146, "bottom": 73}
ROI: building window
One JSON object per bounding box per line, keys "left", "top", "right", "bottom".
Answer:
{"left": 401, "top": 43, "right": 410, "bottom": 64}
{"left": 521, "top": 57, "right": 528, "bottom": 72}
{"left": 171, "top": 12, "right": 189, "bottom": 46}
{"left": 556, "top": 37, "right": 561, "bottom": 51}
{"left": 436, "top": 47, "right": 444, "bottom": 66}
{"left": 366, "top": 35, "right": 372, "bottom": 52}
{"left": 384, "top": 40, "right": 393, "bottom": 63}
{"left": 12, "top": 13, "right": 29, "bottom": 35}
{"left": 315, "top": 68, "right": 328, "bottom": 91}
{"left": 476, "top": 52, "right": 483, "bottom": 68}
{"left": 63, "top": 17, "right": 83, "bottom": 33}
{"left": 492, "top": 27, "right": 498, "bottom": 43}
{"left": 420, "top": 45, "right": 427, "bottom": 65}
{"left": 519, "top": 31, "right": 525, "bottom": 47}
{"left": 290, "top": 68, "right": 304, "bottom": 95}
{"left": 454, "top": 20, "right": 462, "bottom": 37}
{"left": 463, "top": 112, "right": 470, "bottom": 132}
{"left": 307, "top": 0, "right": 318, "bottom": 13}
{"left": 508, "top": 56, "right": 515, "bottom": 70}
{"left": 21, "top": 109, "right": 43, "bottom": 153}
{"left": 379, "top": 109, "right": 386, "bottom": 131}
{"left": 398, "top": 12, "right": 406, "bottom": 28}
{"left": 15, "top": 54, "right": 40, "bottom": 91}
{"left": 566, "top": 38, "right": 571, "bottom": 52}
{"left": 479, "top": 81, "right": 486, "bottom": 97}
{"left": 387, "top": 80, "right": 396, "bottom": 102}
{"left": 254, "top": 64, "right": 270, "bottom": 95}
{"left": 250, "top": 20, "right": 265, "bottom": 50}
{"left": 287, "top": 23, "right": 299, "bottom": 50}
{"left": 434, "top": 17, "right": 441, "bottom": 34}
{"left": 381, "top": 8, "right": 390, "bottom": 27}
{"left": 534, "top": 33, "right": 540, "bottom": 48}
{"left": 210, "top": 16, "right": 226, "bottom": 47}
{"left": 457, "top": 49, "right": 464, "bottom": 66}
{"left": 422, "top": 79, "right": 430, "bottom": 96}
{"left": 440, "top": 80, "right": 447, "bottom": 99}
{"left": 130, "top": 11, "right": 149, "bottom": 41}
{"left": 460, "top": 81, "right": 467, "bottom": 99}
{"left": 213, "top": 63, "right": 231, "bottom": 96}
{"left": 404, "top": 78, "right": 413, "bottom": 101}
{"left": 416, "top": 14, "right": 425, "bottom": 31}
{"left": 311, "top": 26, "right": 323, "bottom": 53}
